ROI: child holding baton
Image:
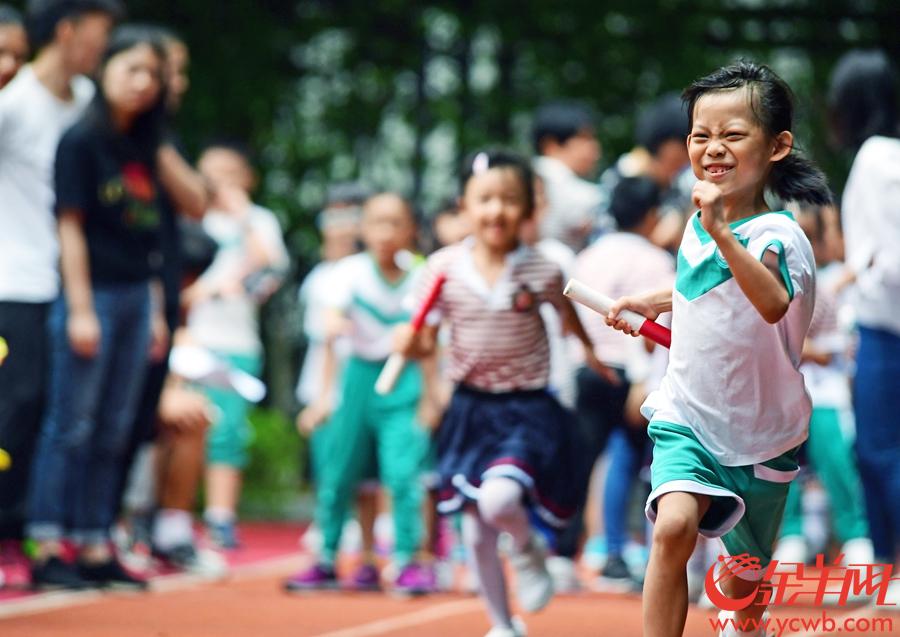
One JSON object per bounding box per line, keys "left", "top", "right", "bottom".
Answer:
{"left": 285, "top": 193, "right": 431, "bottom": 594}
{"left": 606, "top": 62, "right": 828, "bottom": 637}
{"left": 395, "top": 149, "right": 617, "bottom": 637}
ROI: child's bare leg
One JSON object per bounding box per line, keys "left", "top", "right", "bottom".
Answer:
{"left": 462, "top": 508, "right": 512, "bottom": 629}
{"left": 420, "top": 489, "right": 439, "bottom": 560}
{"left": 722, "top": 573, "right": 769, "bottom": 627}
{"left": 205, "top": 464, "right": 241, "bottom": 517}
{"left": 478, "top": 478, "right": 531, "bottom": 551}
{"left": 643, "top": 492, "right": 710, "bottom": 637}
{"left": 357, "top": 488, "right": 378, "bottom": 563}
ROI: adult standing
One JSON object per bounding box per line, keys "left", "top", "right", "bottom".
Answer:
{"left": 829, "top": 50, "right": 900, "bottom": 595}
{"left": 0, "top": 0, "right": 122, "bottom": 564}
{"left": 120, "top": 27, "right": 213, "bottom": 571}
{"left": 26, "top": 24, "right": 171, "bottom": 590}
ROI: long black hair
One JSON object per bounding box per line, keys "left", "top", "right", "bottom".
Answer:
{"left": 82, "top": 24, "right": 168, "bottom": 166}
{"left": 828, "top": 50, "right": 899, "bottom": 152}
{"left": 683, "top": 60, "right": 831, "bottom": 206}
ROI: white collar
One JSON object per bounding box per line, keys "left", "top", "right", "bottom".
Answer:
{"left": 457, "top": 237, "right": 531, "bottom": 307}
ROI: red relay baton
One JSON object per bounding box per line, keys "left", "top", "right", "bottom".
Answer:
{"left": 374, "top": 273, "right": 447, "bottom": 395}
{"left": 564, "top": 278, "right": 672, "bottom": 349}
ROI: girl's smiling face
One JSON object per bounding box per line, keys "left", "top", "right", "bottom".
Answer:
{"left": 688, "top": 88, "right": 791, "bottom": 209}
{"left": 461, "top": 167, "right": 532, "bottom": 254}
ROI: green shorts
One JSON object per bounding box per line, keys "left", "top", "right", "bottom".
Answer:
{"left": 647, "top": 421, "right": 800, "bottom": 565}
{"left": 205, "top": 352, "right": 260, "bottom": 469}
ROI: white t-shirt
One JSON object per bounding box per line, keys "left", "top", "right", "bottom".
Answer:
{"left": 188, "top": 204, "right": 288, "bottom": 354}
{"left": 295, "top": 260, "right": 351, "bottom": 405}
{"left": 642, "top": 210, "right": 816, "bottom": 466}
{"left": 328, "top": 252, "right": 422, "bottom": 362}
{"left": 0, "top": 66, "right": 95, "bottom": 302}
{"left": 533, "top": 156, "right": 604, "bottom": 251}
{"left": 841, "top": 135, "right": 900, "bottom": 336}
{"left": 800, "top": 263, "right": 852, "bottom": 409}
{"left": 299, "top": 261, "right": 337, "bottom": 343}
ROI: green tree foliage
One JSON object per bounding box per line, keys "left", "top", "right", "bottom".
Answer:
{"left": 257, "top": 0, "right": 899, "bottom": 241}
{"left": 10, "top": 0, "right": 898, "bottom": 250}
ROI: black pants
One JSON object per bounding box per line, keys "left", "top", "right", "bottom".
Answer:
{"left": 556, "top": 365, "right": 636, "bottom": 559}
{"left": 0, "top": 301, "right": 50, "bottom": 539}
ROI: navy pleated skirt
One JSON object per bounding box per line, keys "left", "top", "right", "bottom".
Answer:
{"left": 435, "top": 384, "right": 583, "bottom": 529}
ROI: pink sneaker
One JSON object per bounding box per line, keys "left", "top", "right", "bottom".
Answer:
{"left": 0, "top": 540, "right": 30, "bottom": 588}
{"left": 393, "top": 562, "right": 436, "bottom": 596}
{"left": 283, "top": 563, "right": 337, "bottom": 592}
{"left": 347, "top": 563, "right": 380, "bottom": 591}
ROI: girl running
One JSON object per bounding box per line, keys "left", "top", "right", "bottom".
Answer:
{"left": 285, "top": 193, "right": 432, "bottom": 594}
{"left": 606, "top": 61, "right": 829, "bottom": 637}
{"left": 396, "top": 149, "right": 617, "bottom": 637}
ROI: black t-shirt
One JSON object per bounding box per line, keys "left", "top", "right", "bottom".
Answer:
{"left": 55, "top": 119, "right": 165, "bottom": 284}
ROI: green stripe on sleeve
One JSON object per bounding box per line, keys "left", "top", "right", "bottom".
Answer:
{"left": 760, "top": 240, "right": 794, "bottom": 300}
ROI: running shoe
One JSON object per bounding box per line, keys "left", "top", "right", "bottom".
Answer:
{"left": 283, "top": 563, "right": 338, "bottom": 592}
{"left": 509, "top": 537, "right": 553, "bottom": 612}
{"left": 347, "top": 563, "right": 380, "bottom": 591}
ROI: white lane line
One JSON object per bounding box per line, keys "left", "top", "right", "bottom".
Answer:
{"left": 309, "top": 598, "right": 483, "bottom": 637}
{"left": 150, "top": 553, "right": 305, "bottom": 592}
{"left": 0, "top": 553, "right": 305, "bottom": 619}
{"left": 0, "top": 589, "right": 106, "bottom": 620}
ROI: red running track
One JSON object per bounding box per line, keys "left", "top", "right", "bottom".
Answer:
{"left": 1, "top": 523, "right": 897, "bottom": 636}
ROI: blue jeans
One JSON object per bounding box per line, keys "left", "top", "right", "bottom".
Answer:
{"left": 854, "top": 325, "right": 900, "bottom": 561}
{"left": 27, "top": 282, "right": 150, "bottom": 545}
{"left": 603, "top": 428, "right": 647, "bottom": 557}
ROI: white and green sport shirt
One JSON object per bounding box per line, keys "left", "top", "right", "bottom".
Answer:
{"left": 641, "top": 210, "right": 816, "bottom": 467}
{"left": 328, "top": 252, "right": 423, "bottom": 361}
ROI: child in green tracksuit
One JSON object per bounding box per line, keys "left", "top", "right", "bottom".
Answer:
{"left": 286, "top": 192, "right": 430, "bottom": 594}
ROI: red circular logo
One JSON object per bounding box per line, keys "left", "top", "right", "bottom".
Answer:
{"left": 705, "top": 554, "right": 762, "bottom": 611}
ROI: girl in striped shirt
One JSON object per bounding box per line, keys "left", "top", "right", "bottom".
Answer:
{"left": 396, "top": 149, "right": 617, "bottom": 637}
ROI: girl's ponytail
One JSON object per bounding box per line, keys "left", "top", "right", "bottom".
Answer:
{"left": 770, "top": 152, "right": 831, "bottom": 206}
